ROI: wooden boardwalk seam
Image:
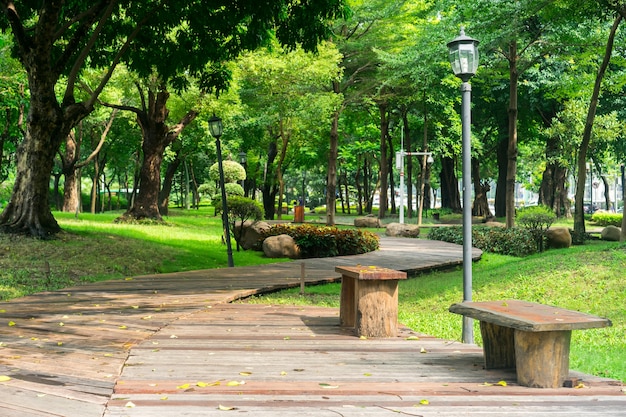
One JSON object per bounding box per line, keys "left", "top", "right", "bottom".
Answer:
{"left": 0, "top": 238, "right": 623, "bottom": 417}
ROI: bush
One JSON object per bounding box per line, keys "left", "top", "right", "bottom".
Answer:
{"left": 516, "top": 205, "right": 556, "bottom": 252}
{"left": 591, "top": 212, "right": 623, "bottom": 227}
{"left": 259, "top": 224, "right": 379, "bottom": 258}
{"left": 428, "top": 225, "right": 537, "bottom": 257}
{"left": 226, "top": 196, "right": 264, "bottom": 251}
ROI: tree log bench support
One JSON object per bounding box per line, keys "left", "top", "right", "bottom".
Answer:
{"left": 335, "top": 266, "right": 407, "bottom": 338}
{"left": 449, "top": 300, "right": 612, "bottom": 388}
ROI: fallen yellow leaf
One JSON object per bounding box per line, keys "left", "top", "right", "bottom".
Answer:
{"left": 239, "top": 372, "right": 252, "bottom": 376}
{"left": 218, "top": 404, "right": 237, "bottom": 411}
{"left": 226, "top": 380, "right": 245, "bottom": 386}
{"left": 419, "top": 399, "right": 430, "bottom": 405}
{"left": 160, "top": 396, "right": 168, "bottom": 400}
{"left": 119, "top": 325, "right": 128, "bottom": 329}
{"left": 8, "top": 321, "right": 15, "bottom": 327}
{"left": 0, "top": 375, "right": 11, "bottom": 382}
{"left": 497, "top": 380, "right": 507, "bottom": 387}
{"left": 176, "top": 383, "right": 190, "bottom": 389}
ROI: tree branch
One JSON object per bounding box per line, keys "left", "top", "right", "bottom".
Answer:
{"left": 76, "top": 108, "right": 119, "bottom": 169}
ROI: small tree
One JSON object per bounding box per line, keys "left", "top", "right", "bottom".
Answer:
{"left": 517, "top": 205, "right": 556, "bottom": 252}
{"left": 227, "top": 196, "right": 264, "bottom": 251}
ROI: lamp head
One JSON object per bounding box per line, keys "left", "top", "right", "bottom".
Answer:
{"left": 208, "top": 114, "right": 223, "bottom": 139}
{"left": 447, "top": 27, "right": 480, "bottom": 82}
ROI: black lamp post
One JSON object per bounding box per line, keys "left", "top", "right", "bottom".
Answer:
{"left": 238, "top": 151, "right": 247, "bottom": 194}
{"left": 209, "top": 115, "right": 234, "bottom": 268}
{"left": 447, "top": 27, "right": 479, "bottom": 344}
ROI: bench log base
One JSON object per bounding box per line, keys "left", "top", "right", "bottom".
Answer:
{"left": 481, "top": 322, "right": 571, "bottom": 388}
{"left": 514, "top": 329, "right": 571, "bottom": 388}
{"left": 336, "top": 266, "right": 407, "bottom": 338}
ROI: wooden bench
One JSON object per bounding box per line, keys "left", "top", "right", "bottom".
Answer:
{"left": 449, "top": 300, "right": 612, "bottom": 388}
{"left": 335, "top": 266, "right": 407, "bottom": 338}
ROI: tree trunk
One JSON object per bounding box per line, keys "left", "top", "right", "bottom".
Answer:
{"left": 471, "top": 158, "right": 492, "bottom": 217}
{"left": 505, "top": 40, "right": 519, "bottom": 228}
{"left": 262, "top": 141, "right": 278, "bottom": 220}
{"left": 574, "top": 15, "right": 621, "bottom": 237}
{"left": 403, "top": 111, "right": 413, "bottom": 218}
{"left": 118, "top": 85, "right": 198, "bottom": 221}
{"left": 326, "top": 104, "right": 340, "bottom": 226}
{"left": 440, "top": 156, "right": 461, "bottom": 211}
{"left": 495, "top": 131, "right": 508, "bottom": 217}
{"left": 0, "top": 91, "right": 67, "bottom": 237}
{"left": 275, "top": 119, "right": 289, "bottom": 221}
{"left": 159, "top": 149, "right": 183, "bottom": 215}
{"left": 387, "top": 130, "right": 396, "bottom": 215}
{"left": 378, "top": 103, "right": 389, "bottom": 219}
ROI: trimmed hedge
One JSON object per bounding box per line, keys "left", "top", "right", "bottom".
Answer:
{"left": 428, "top": 225, "right": 537, "bottom": 257}
{"left": 259, "top": 224, "right": 380, "bottom": 258}
{"left": 591, "top": 212, "right": 623, "bottom": 227}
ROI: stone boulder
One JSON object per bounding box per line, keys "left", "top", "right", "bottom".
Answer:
{"left": 385, "top": 222, "right": 420, "bottom": 238}
{"left": 546, "top": 227, "right": 572, "bottom": 249}
{"left": 601, "top": 225, "right": 621, "bottom": 241}
{"left": 237, "top": 220, "right": 271, "bottom": 250}
{"left": 262, "top": 234, "right": 300, "bottom": 259}
{"left": 354, "top": 216, "right": 381, "bottom": 228}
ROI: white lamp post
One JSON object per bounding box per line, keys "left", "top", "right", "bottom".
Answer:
{"left": 447, "top": 27, "right": 479, "bottom": 344}
{"left": 209, "top": 115, "right": 234, "bottom": 268}
{"left": 396, "top": 150, "right": 434, "bottom": 224}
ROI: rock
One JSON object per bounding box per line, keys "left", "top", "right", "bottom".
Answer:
{"left": 546, "top": 227, "right": 572, "bottom": 249}
{"left": 237, "top": 221, "right": 271, "bottom": 250}
{"left": 354, "top": 216, "right": 381, "bottom": 228}
{"left": 601, "top": 225, "right": 621, "bottom": 241}
{"left": 262, "top": 234, "right": 300, "bottom": 259}
{"left": 385, "top": 222, "right": 420, "bottom": 238}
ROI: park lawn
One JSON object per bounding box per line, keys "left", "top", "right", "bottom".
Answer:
{"left": 0, "top": 208, "right": 286, "bottom": 300}
{"left": 244, "top": 241, "right": 626, "bottom": 382}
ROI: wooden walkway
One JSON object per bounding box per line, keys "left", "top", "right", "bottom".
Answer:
{"left": 0, "top": 238, "right": 623, "bottom": 416}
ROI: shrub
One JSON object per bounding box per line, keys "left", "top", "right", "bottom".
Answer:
{"left": 260, "top": 224, "right": 379, "bottom": 258}
{"left": 591, "top": 212, "right": 623, "bottom": 227}
{"left": 226, "top": 196, "right": 264, "bottom": 251}
{"left": 428, "top": 225, "right": 536, "bottom": 257}
{"left": 516, "top": 205, "right": 556, "bottom": 252}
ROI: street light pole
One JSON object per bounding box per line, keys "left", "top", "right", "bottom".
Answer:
{"left": 448, "top": 28, "right": 479, "bottom": 344}
{"left": 396, "top": 151, "right": 434, "bottom": 225}
{"left": 209, "top": 115, "right": 234, "bottom": 268}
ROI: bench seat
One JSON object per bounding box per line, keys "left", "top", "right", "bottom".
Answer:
{"left": 449, "top": 300, "right": 612, "bottom": 388}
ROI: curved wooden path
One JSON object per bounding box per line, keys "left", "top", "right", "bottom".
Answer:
{"left": 0, "top": 238, "right": 623, "bottom": 416}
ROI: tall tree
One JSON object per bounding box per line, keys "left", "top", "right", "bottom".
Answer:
{"left": 0, "top": 0, "right": 347, "bottom": 237}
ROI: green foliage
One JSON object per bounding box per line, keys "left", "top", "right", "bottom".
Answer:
{"left": 517, "top": 205, "right": 557, "bottom": 252}
{"left": 209, "top": 161, "right": 246, "bottom": 184}
{"left": 428, "top": 225, "right": 537, "bottom": 257}
{"left": 226, "top": 196, "right": 264, "bottom": 251}
{"left": 212, "top": 184, "right": 245, "bottom": 213}
{"left": 591, "top": 212, "right": 623, "bottom": 227}
{"left": 260, "top": 224, "right": 379, "bottom": 258}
